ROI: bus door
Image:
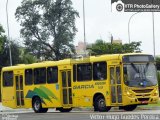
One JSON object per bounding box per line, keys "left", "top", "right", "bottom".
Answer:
{"left": 109, "top": 66, "right": 122, "bottom": 105}
{"left": 61, "top": 70, "right": 73, "bottom": 106}
{"left": 15, "top": 74, "right": 24, "bottom": 107}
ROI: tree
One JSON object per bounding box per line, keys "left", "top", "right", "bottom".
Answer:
{"left": 122, "top": 41, "right": 142, "bottom": 53}
{"left": 156, "top": 57, "right": 160, "bottom": 95}
{"left": 15, "top": 0, "right": 79, "bottom": 61}
{"left": 0, "top": 40, "right": 21, "bottom": 67}
{"left": 88, "top": 39, "right": 142, "bottom": 55}
{"left": 0, "top": 24, "right": 10, "bottom": 68}
{"left": 19, "top": 48, "right": 37, "bottom": 64}
{"left": 0, "top": 24, "right": 20, "bottom": 67}
{"left": 0, "top": 24, "right": 36, "bottom": 68}
{"left": 0, "top": 24, "right": 6, "bottom": 53}
{"left": 156, "top": 57, "right": 160, "bottom": 70}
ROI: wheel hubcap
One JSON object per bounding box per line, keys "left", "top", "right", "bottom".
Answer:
{"left": 34, "top": 100, "right": 40, "bottom": 111}
{"left": 99, "top": 99, "right": 106, "bottom": 108}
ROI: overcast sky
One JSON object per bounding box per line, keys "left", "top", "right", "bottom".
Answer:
{"left": 0, "top": 0, "right": 160, "bottom": 55}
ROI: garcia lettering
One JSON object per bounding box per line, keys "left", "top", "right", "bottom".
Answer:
{"left": 73, "top": 85, "right": 94, "bottom": 89}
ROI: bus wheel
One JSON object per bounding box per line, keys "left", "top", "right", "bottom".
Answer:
{"left": 32, "top": 97, "right": 48, "bottom": 113}
{"left": 41, "top": 108, "right": 48, "bottom": 113}
{"left": 58, "top": 107, "right": 72, "bottom": 112}
{"left": 94, "top": 95, "right": 111, "bottom": 112}
{"left": 123, "top": 105, "right": 137, "bottom": 111}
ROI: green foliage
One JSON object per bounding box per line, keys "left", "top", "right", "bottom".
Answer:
{"left": 0, "top": 24, "right": 20, "bottom": 67}
{"left": 156, "top": 57, "right": 160, "bottom": 70}
{"left": 88, "top": 39, "right": 142, "bottom": 55}
{"left": 15, "top": 0, "right": 79, "bottom": 60}
{"left": 0, "top": 40, "right": 23, "bottom": 68}
{"left": 19, "top": 48, "right": 37, "bottom": 64}
{"left": 153, "top": 57, "right": 160, "bottom": 95}
{"left": 156, "top": 57, "right": 160, "bottom": 63}
{"left": 0, "top": 24, "right": 6, "bottom": 53}
{"left": 123, "top": 41, "right": 142, "bottom": 53}
{"left": 157, "top": 71, "right": 160, "bottom": 96}
{"left": 0, "top": 24, "right": 36, "bottom": 68}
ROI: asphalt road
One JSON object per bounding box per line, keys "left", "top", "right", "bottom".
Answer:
{"left": 0, "top": 109, "right": 160, "bottom": 120}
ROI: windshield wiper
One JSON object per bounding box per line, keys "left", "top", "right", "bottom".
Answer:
{"left": 131, "top": 63, "right": 144, "bottom": 79}
{"left": 131, "top": 63, "right": 139, "bottom": 73}
{"left": 143, "top": 63, "right": 149, "bottom": 73}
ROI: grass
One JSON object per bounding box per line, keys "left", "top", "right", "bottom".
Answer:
{"left": 140, "top": 99, "right": 160, "bottom": 107}
{"left": 147, "top": 100, "right": 160, "bottom": 107}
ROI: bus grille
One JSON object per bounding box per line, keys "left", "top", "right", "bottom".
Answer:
{"left": 136, "top": 94, "right": 150, "bottom": 97}
{"left": 138, "top": 98, "right": 149, "bottom": 102}
{"left": 132, "top": 89, "right": 153, "bottom": 93}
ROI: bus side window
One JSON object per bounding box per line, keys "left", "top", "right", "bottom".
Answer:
{"left": 3, "top": 71, "right": 13, "bottom": 87}
{"left": 123, "top": 66, "right": 128, "bottom": 84}
{"left": 123, "top": 66, "right": 127, "bottom": 75}
{"left": 77, "top": 63, "right": 92, "bottom": 81}
{"left": 93, "top": 62, "right": 107, "bottom": 80}
{"left": 34, "top": 68, "right": 46, "bottom": 84}
{"left": 25, "top": 69, "right": 33, "bottom": 85}
{"left": 47, "top": 66, "right": 58, "bottom": 83}
{"left": 73, "top": 65, "right": 77, "bottom": 82}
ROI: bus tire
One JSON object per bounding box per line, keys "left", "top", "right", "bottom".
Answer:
{"left": 32, "top": 97, "right": 48, "bottom": 113}
{"left": 41, "top": 108, "right": 48, "bottom": 113}
{"left": 58, "top": 107, "right": 72, "bottom": 112}
{"left": 94, "top": 95, "right": 111, "bottom": 112}
{"left": 123, "top": 105, "right": 137, "bottom": 111}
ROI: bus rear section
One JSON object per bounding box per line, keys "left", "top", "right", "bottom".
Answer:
{"left": 1, "top": 64, "right": 73, "bottom": 113}
{"left": 1, "top": 70, "right": 15, "bottom": 108}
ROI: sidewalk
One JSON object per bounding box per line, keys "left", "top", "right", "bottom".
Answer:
{"left": 0, "top": 103, "right": 33, "bottom": 113}
{"left": 0, "top": 101, "right": 160, "bottom": 113}
{"left": 0, "top": 103, "right": 59, "bottom": 113}
{"left": 0, "top": 103, "right": 12, "bottom": 111}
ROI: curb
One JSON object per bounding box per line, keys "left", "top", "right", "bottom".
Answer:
{"left": 0, "top": 109, "right": 33, "bottom": 113}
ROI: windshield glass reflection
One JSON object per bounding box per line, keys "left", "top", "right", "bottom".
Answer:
{"left": 123, "top": 63, "right": 157, "bottom": 87}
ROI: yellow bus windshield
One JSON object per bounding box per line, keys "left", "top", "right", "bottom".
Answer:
{"left": 123, "top": 63, "right": 157, "bottom": 87}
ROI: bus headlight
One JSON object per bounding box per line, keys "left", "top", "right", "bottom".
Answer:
{"left": 153, "top": 90, "right": 158, "bottom": 96}
{"left": 127, "top": 91, "right": 133, "bottom": 97}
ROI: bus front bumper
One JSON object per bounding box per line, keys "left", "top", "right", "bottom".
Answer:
{"left": 123, "top": 95, "right": 159, "bottom": 106}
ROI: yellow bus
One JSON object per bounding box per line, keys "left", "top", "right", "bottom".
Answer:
{"left": 1, "top": 53, "right": 159, "bottom": 113}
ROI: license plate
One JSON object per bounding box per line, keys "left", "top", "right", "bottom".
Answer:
{"left": 141, "top": 101, "right": 148, "bottom": 104}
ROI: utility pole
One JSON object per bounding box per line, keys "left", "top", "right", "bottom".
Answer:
{"left": 6, "top": 0, "right": 12, "bottom": 66}
{"left": 83, "top": 0, "right": 86, "bottom": 56}
{"left": 152, "top": 12, "right": 155, "bottom": 58}
{"left": 128, "top": 12, "right": 140, "bottom": 44}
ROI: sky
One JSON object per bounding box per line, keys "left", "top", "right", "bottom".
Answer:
{"left": 0, "top": 0, "right": 160, "bottom": 56}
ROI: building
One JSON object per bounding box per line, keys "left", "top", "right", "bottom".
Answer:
{"left": 112, "top": 40, "right": 122, "bottom": 44}
{"left": 75, "top": 41, "right": 87, "bottom": 55}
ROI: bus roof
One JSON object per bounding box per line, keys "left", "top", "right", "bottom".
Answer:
{"left": 2, "top": 53, "right": 152, "bottom": 71}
